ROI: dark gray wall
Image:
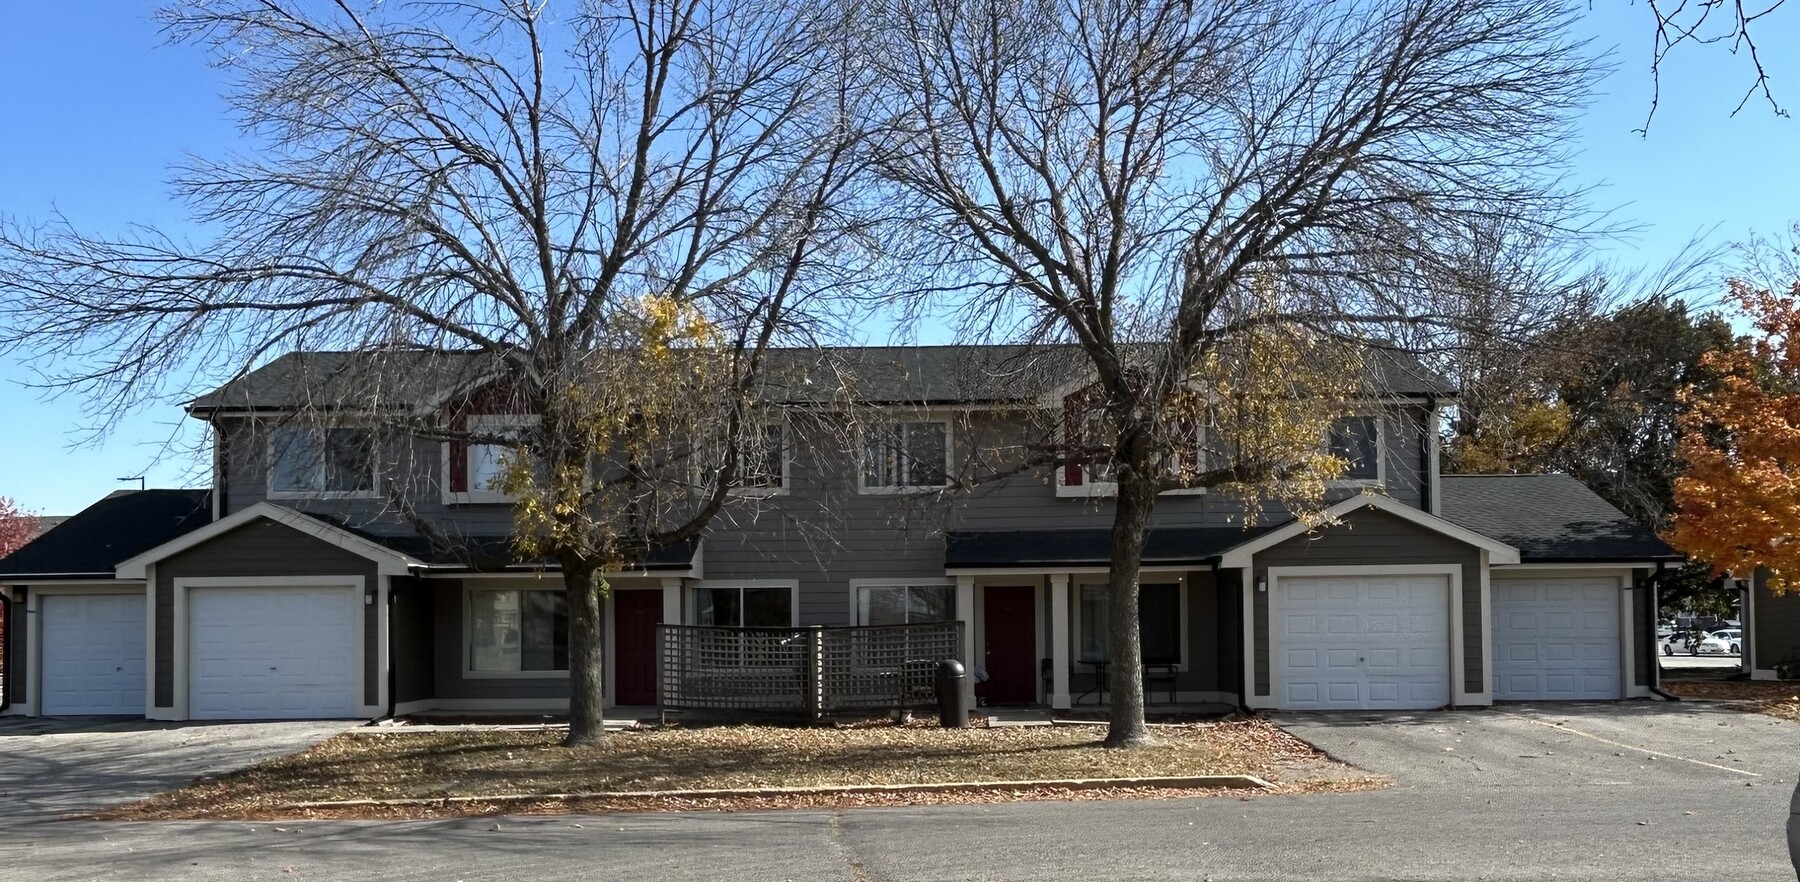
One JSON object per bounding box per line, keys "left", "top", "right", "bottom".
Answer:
{"left": 1058, "top": 570, "right": 1227, "bottom": 697}
{"left": 155, "top": 520, "right": 381, "bottom": 708}
{"left": 1250, "top": 508, "right": 1484, "bottom": 699}
{"left": 1634, "top": 571, "right": 1653, "bottom": 688}
{"left": 6, "top": 586, "right": 23, "bottom": 705}
{"left": 1754, "top": 568, "right": 1799, "bottom": 673}
{"left": 430, "top": 580, "right": 572, "bottom": 701}
{"left": 392, "top": 576, "right": 435, "bottom": 704}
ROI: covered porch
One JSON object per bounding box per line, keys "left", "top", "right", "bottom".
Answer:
{"left": 945, "top": 526, "right": 1273, "bottom": 710}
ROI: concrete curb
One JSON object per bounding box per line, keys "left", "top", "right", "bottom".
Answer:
{"left": 293, "top": 774, "right": 1272, "bottom": 809}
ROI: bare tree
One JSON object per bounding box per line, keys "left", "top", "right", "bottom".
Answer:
{"left": 865, "top": 0, "right": 1598, "bottom": 746}
{"left": 0, "top": 0, "right": 872, "bottom": 745}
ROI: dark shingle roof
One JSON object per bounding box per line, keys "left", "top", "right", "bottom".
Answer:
{"left": 0, "top": 489, "right": 212, "bottom": 579}
{"left": 947, "top": 525, "right": 1279, "bottom": 569}
{"left": 291, "top": 509, "right": 698, "bottom": 572}
{"left": 1438, "top": 475, "right": 1682, "bottom": 563}
{"left": 189, "top": 345, "right": 1454, "bottom": 412}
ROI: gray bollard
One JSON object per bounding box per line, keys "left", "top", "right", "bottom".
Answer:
{"left": 936, "top": 659, "right": 969, "bottom": 728}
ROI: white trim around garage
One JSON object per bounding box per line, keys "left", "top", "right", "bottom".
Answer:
{"left": 1254, "top": 564, "right": 1481, "bottom": 710}
{"left": 169, "top": 575, "right": 378, "bottom": 721}
{"left": 15, "top": 581, "right": 150, "bottom": 719}
{"left": 1218, "top": 493, "right": 1519, "bottom": 569}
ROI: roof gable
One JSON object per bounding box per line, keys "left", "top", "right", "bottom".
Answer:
{"left": 1216, "top": 493, "right": 1519, "bottom": 568}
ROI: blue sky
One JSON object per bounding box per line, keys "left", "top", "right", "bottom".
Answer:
{"left": 2, "top": 4, "right": 1799, "bottom": 514}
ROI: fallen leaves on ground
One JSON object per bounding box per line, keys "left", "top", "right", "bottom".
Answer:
{"left": 96, "top": 717, "right": 1379, "bottom": 820}
{"left": 1662, "top": 680, "right": 1800, "bottom": 723}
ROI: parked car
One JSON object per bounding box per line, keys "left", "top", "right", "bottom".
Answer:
{"left": 1657, "top": 624, "right": 1675, "bottom": 640}
{"left": 1698, "top": 628, "right": 1742, "bottom": 655}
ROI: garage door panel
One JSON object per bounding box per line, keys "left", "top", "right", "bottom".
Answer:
{"left": 1275, "top": 574, "right": 1452, "bottom": 710}
{"left": 1492, "top": 578, "right": 1621, "bottom": 701}
{"left": 188, "top": 586, "right": 359, "bottom": 720}
{"left": 42, "top": 594, "right": 147, "bottom": 716}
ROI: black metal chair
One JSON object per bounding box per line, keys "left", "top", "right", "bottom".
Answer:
{"left": 1039, "top": 658, "right": 1053, "bottom": 702}
{"left": 1143, "top": 662, "right": 1178, "bottom": 705}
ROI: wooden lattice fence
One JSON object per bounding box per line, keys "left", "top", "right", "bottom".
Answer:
{"left": 657, "top": 621, "right": 964, "bottom": 718}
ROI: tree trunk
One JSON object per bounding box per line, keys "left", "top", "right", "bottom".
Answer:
{"left": 564, "top": 560, "right": 607, "bottom": 747}
{"left": 1103, "top": 458, "right": 1157, "bottom": 749}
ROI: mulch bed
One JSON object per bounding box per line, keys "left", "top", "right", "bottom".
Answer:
{"left": 95, "top": 717, "right": 1379, "bottom": 820}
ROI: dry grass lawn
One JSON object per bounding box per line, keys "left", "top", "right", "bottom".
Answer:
{"left": 1663, "top": 680, "right": 1800, "bottom": 723}
{"left": 100, "top": 717, "right": 1371, "bottom": 820}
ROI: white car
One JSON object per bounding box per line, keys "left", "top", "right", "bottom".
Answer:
{"left": 1697, "top": 629, "right": 1742, "bottom": 655}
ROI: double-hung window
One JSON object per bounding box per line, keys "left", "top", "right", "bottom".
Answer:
{"left": 269, "top": 427, "right": 376, "bottom": 497}
{"left": 734, "top": 423, "right": 787, "bottom": 494}
{"left": 695, "top": 583, "right": 794, "bottom": 627}
{"left": 1325, "top": 416, "right": 1383, "bottom": 483}
{"left": 1078, "top": 583, "right": 1181, "bottom": 665}
{"left": 856, "top": 583, "right": 955, "bottom": 626}
{"left": 468, "top": 588, "right": 568, "bottom": 675}
{"left": 448, "top": 415, "right": 534, "bottom": 503}
{"left": 860, "top": 422, "right": 949, "bottom": 492}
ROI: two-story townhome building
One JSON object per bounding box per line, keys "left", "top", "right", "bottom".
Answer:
{"left": 0, "top": 346, "right": 1683, "bottom": 720}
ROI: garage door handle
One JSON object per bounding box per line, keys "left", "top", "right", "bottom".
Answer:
{"left": 269, "top": 666, "right": 278, "bottom": 672}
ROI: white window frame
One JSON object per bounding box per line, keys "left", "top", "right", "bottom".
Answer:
{"left": 1069, "top": 576, "right": 1190, "bottom": 672}
{"left": 848, "top": 578, "right": 959, "bottom": 625}
{"left": 729, "top": 422, "right": 791, "bottom": 498}
{"left": 1324, "top": 414, "right": 1386, "bottom": 487}
{"left": 442, "top": 414, "right": 538, "bottom": 505}
{"left": 266, "top": 426, "right": 381, "bottom": 500}
{"left": 463, "top": 584, "right": 570, "bottom": 679}
{"left": 857, "top": 418, "right": 954, "bottom": 495}
{"left": 689, "top": 579, "right": 801, "bottom": 627}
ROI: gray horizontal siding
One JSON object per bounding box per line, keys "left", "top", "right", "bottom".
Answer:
{"left": 155, "top": 519, "right": 381, "bottom": 709}
{"left": 1754, "top": 568, "right": 1800, "bottom": 673}
{"left": 6, "top": 586, "right": 25, "bottom": 705}
{"left": 1250, "top": 508, "right": 1483, "bottom": 700}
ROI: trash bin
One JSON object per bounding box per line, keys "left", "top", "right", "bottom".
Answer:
{"left": 936, "top": 659, "right": 969, "bottom": 728}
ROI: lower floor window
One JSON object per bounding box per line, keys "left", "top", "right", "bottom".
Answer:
{"left": 857, "top": 584, "right": 955, "bottom": 626}
{"left": 1079, "top": 583, "right": 1180, "bottom": 664}
{"left": 696, "top": 585, "right": 793, "bottom": 627}
{"left": 469, "top": 589, "right": 568, "bottom": 673}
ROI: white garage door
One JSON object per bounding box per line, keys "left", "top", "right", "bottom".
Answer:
{"left": 41, "top": 593, "right": 146, "bottom": 715}
{"left": 188, "top": 586, "right": 359, "bottom": 720}
{"left": 1492, "top": 578, "right": 1621, "bottom": 700}
{"left": 1276, "top": 574, "right": 1452, "bottom": 710}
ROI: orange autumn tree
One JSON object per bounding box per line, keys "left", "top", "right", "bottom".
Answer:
{"left": 1670, "top": 281, "right": 1800, "bottom": 592}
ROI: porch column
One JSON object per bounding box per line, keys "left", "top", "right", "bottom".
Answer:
{"left": 1050, "top": 574, "right": 1071, "bottom": 709}
{"left": 956, "top": 575, "right": 977, "bottom": 704}
{"left": 660, "top": 577, "right": 683, "bottom": 626}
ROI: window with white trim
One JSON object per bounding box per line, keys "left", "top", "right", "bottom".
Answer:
{"left": 856, "top": 584, "right": 955, "bottom": 625}
{"left": 468, "top": 588, "right": 568, "bottom": 673}
{"left": 1078, "top": 583, "right": 1181, "bottom": 664}
{"left": 449, "top": 415, "right": 534, "bottom": 502}
{"left": 1325, "top": 416, "right": 1382, "bottom": 482}
{"left": 860, "top": 422, "right": 949, "bottom": 491}
{"left": 736, "top": 423, "right": 787, "bottom": 493}
{"left": 695, "top": 584, "right": 793, "bottom": 627}
{"left": 269, "top": 427, "right": 376, "bottom": 496}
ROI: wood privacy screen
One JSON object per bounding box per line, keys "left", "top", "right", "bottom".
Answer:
{"left": 657, "top": 622, "right": 964, "bottom": 718}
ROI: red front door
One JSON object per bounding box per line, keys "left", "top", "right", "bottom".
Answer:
{"left": 983, "top": 586, "right": 1037, "bottom": 705}
{"left": 614, "top": 590, "right": 663, "bottom": 706}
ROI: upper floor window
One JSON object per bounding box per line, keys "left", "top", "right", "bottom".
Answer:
{"left": 735, "top": 423, "right": 787, "bottom": 494}
{"left": 268, "top": 427, "right": 376, "bottom": 498}
{"left": 447, "top": 415, "right": 535, "bottom": 503}
{"left": 1326, "top": 416, "right": 1383, "bottom": 483}
{"left": 860, "top": 421, "right": 949, "bottom": 492}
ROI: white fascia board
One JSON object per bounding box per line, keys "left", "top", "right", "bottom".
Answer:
{"left": 116, "top": 501, "right": 424, "bottom": 579}
{"left": 1217, "top": 492, "right": 1519, "bottom": 569}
